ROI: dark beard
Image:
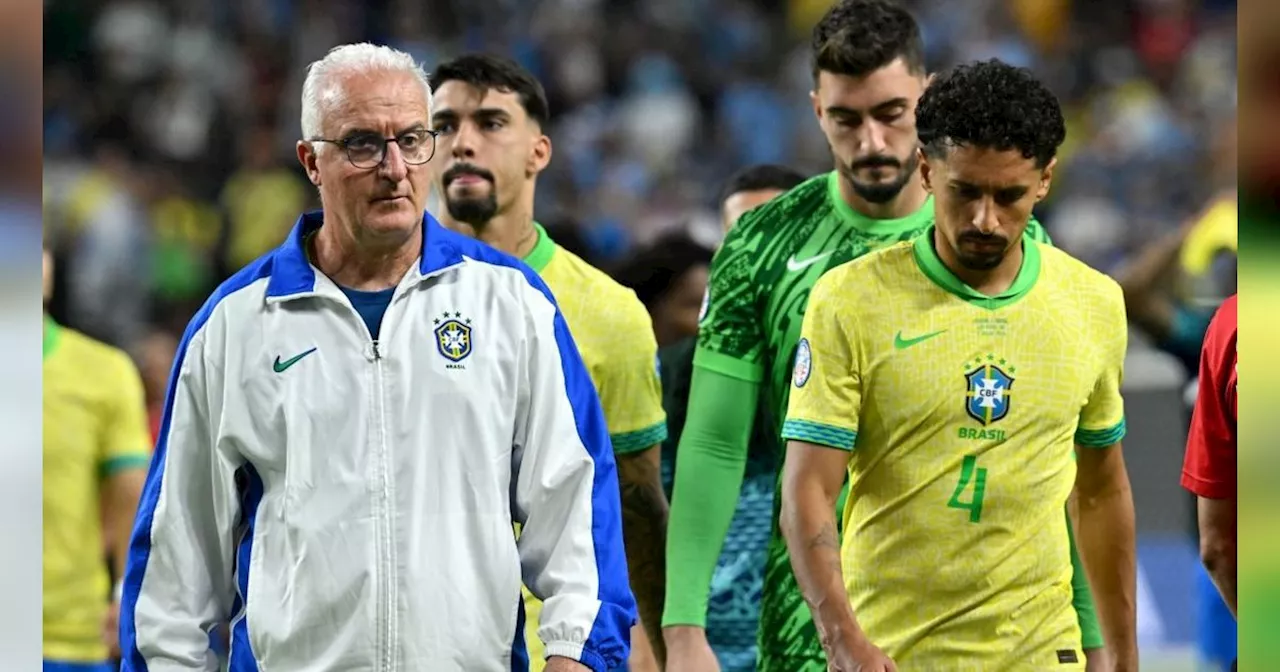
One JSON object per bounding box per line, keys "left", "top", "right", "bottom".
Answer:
{"left": 445, "top": 194, "right": 498, "bottom": 227}
{"left": 954, "top": 233, "right": 1011, "bottom": 270}
{"left": 955, "top": 248, "right": 1006, "bottom": 270}
{"left": 841, "top": 150, "right": 919, "bottom": 204}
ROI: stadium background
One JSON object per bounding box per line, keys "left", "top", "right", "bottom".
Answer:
{"left": 41, "top": 0, "right": 1236, "bottom": 668}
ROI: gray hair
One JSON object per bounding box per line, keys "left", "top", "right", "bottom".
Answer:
{"left": 300, "top": 43, "right": 432, "bottom": 140}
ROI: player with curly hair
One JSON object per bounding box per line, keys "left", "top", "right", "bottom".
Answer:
{"left": 662, "top": 3, "right": 1103, "bottom": 671}
{"left": 780, "top": 59, "right": 1138, "bottom": 671}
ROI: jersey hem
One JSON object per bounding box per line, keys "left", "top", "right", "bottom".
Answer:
{"left": 611, "top": 421, "right": 668, "bottom": 454}
{"left": 42, "top": 640, "right": 110, "bottom": 664}
{"left": 692, "top": 347, "right": 764, "bottom": 383}
{"left": 1074, "top": 418, "right": 1126, "bottom": 447}
{"left": 101, "top": 453, "right": 152, "bottom": 477}
{"left": 780, "top": 419, "right": 856, "bottom": 451}
{"left": 1181, "top": 470, "right": 1235, "bottom": 499}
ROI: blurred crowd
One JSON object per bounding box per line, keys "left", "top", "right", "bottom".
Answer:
{"left": 42, "top": 0, "right": 1237, "bottom": 401}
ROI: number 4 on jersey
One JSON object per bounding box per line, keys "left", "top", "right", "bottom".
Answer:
{"left": 947, "top": 454, "right": 988, "bottom": 523}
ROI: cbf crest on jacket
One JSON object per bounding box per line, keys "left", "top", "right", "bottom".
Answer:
{"left": 119, "top": 212, "right": 637, "bottom": 672}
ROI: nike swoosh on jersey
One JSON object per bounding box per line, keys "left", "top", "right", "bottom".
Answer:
{"left": 786, "top": 251, "right": 833, "bottom": 272}
{"left": 273, "top": 347, "right": 317, "bottom": 373}
{"left": 893, "top": 329, "right": 948, "bottom": 350}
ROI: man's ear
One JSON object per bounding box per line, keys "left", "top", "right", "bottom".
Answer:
{"left": 529, "top": 133, "right": 552, "bottom": 176}
{"left": 918, "top": 148, "right": 934, "bottom": 193}
{"left": 810, "top": 89, "right": 822, "bottom": 124}
{"left": 1036, "top": 157, "right": 1058, "bottom": 202}
{"left": 297, "top": 141, "right": 322, "bottom": 186}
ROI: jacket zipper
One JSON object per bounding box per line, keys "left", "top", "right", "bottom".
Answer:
{"left": 371, "top": 339, "right": 398, "bottom": 672}
{"left": 373, "top": 340, "right": 396, "bottom": 670}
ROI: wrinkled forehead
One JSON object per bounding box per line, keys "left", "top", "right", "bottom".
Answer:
{"left": 321, "top": 69, "right": 430, "bottom": 136}
{"left": 431, "top": 81, "right": 529, "bottom": 122}
{"left": 815, "top": 59, "right": 925, "bottom": 112}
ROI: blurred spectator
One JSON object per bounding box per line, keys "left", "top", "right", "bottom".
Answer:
{"left": 43, "top": 0, "right": 1234, "bottom": 353}
{"left": 134, "top": 329, "right": 178, "bottom": 445}
{"left": 220, "top": 124, "right": 310, "bottom": 270}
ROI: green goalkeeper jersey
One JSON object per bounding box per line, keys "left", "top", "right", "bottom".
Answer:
{"left": 666, "top": 172, "right": 1066, "bottom": 670}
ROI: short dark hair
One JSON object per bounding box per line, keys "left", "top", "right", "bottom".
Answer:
{"left": 719, "top": 164, "right": 807, "bottom": 205}
{"left": 917, "top": 59, "right": 1066, "bottom": 169}
{"left": 811, "top": 0, "right": 925, "bottom": 81}
{"left": 612, "top": 232, "right": 714, "bottom": 308}
{"left": 428, "top": 53, "right": 550, "bottom": 126}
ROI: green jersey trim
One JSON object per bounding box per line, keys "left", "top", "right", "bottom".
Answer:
{"left": 693, "top": 347, "right": 765, "bottom": 383}
{"left": 781, "top": 419, "right": 857, "bottom": 451}
{"left": 1075, "top": 418, "right": 1127, "bottom": 448}
{"left": 101, "top": 454, "right": 152, "bottom": 478}
{"left": 911, "top": 226, "right": 1042, "bottom": 310}
{"left": 827, "top": 172, "right": 935, "bottom": 236}
{"left": 612, "top": 421, "right": 669, "bottom": 455}
{"left": 522, "top": 221, "right": 557, "bottom": 273}
{"left": 44, "top": 314, "right": 60, "bottom": 360}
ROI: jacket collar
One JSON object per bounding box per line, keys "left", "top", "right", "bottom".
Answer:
{"left": 266, "top": 210, "right": 465, "bottom": 300}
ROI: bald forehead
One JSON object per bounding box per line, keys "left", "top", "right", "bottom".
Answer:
{"left": 321, "top": 69, "right": 431, "bottom": 137}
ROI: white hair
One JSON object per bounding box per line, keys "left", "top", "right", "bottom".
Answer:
{"left": 300, "top": 43, "right": 432, "bottom": 140}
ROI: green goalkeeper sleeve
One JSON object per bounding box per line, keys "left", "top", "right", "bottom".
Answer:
{"left": 662, "top": 366, "right": 760, "bottom": 627}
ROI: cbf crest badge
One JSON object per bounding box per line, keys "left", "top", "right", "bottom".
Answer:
{"left": 964, "top": 355, "right": 1016, "bottom": 425}
{"left": 434, "top": 311, "right": 472, "bottom": 366}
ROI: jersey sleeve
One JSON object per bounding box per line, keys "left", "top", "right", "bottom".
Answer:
{"left": 1075, "top": 284, "right": 1128, "bottom": 448}
{"left": 1182, "top": 297, "right": 1237, "bottom": 499}
{"left": 100, "top": 349, "right": 154, "bottom": 476}
{"left": 593, "top": 292, "right": 668, "bottom": 454}
{"left": 692, "top": 210, "right": 768, "bottom": 383}
{"left": 781, "top": 272, "right": 860, "bottom": 451}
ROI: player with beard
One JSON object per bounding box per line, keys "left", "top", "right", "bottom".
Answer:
{"left": 428, "top": 54, "right": 669, "bottom": 672}
{"left": 781, "top": 58, "right": 1137, "bottom": 671}
{"left": 660, "top": 3, "right": 1105, "bottom": 672}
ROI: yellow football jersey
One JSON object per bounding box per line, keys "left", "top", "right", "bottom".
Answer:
{"left": 520, "top": 223, "right": 666, "bottom": 669}
{"left": 782, "top": 231, "right": 1126, "bottom": 670}
{"left": 44, "top": 317, "right": 152, "bottom": 662}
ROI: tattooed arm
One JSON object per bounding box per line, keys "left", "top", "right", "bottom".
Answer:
{"left": 617, "top": 445, "right": 669, "bottom": 662}
{"left": 781, "top": 440, "right": 891, "bottom": 669}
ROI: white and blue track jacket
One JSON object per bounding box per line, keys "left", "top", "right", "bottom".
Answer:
{"left": 119, "top": 211, "right": 637, "bottom": 672}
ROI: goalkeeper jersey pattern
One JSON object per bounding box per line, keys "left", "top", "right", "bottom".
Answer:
{"left": 695, "top": 172, "right": 1050, "bottom": 668}
{"left": 783, "top": 232, "right": 1127, "bottom": 669}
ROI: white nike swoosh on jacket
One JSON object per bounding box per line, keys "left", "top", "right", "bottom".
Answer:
{"left": 119, "top": 212, "right": 636, "bottom": 672}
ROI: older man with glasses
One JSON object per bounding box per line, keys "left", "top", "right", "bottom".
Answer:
{"left": 118, "top": 42, "right": 636, "bottom": 672}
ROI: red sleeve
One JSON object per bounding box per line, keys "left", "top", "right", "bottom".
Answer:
{"left": 1181, "top": 295, "right": 1237, "bottom": 499}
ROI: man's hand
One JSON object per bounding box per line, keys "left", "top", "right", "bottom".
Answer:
{"left": 664, "top": 625, "right": 721, "bottom": 672}
{"left": 102, "top": 599, "right": 121, "bottom": 658}
{"left": 825, "top": 634, "right": 896, "bottom": 672}
{"left": 544, "top": 656, "right": 591, "bottom": 672}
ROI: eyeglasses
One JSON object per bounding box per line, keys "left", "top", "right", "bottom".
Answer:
{"left": 310, "top": 129, "right": 438, "bottom": 168}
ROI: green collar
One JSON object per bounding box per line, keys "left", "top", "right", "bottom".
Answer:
{"left": 521, "top": 221, "right": 557, "bottom": 273}
{"left": 43, "top": 314, "right": 60, "bottom": 360}
{"left": 912, "top": 226, "right": 1040, "bottom": 310}
{"left": 827, "top": 171, "right": 934, "bottom": 236}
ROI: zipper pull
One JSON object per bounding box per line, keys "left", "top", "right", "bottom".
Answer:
{"left": 372, "top": 341, "right": 381, "bottom": 360}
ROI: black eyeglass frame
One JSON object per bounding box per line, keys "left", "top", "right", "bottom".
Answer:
{"left": 308, "top": 129, "right": 439, "bottom": 168}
